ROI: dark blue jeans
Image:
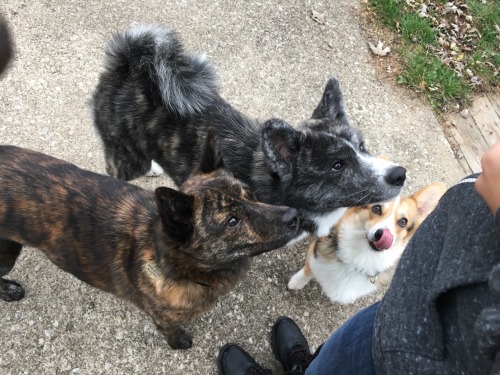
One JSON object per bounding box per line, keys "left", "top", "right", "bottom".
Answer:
{"left": 305, "top": 302, "right": 379, "bottom": 375}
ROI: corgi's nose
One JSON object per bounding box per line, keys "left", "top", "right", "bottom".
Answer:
{"left": 385, "top": 166, "right": 406, "bottom": 187}
{"left": 282, "top": 208, "right": 298, "bottom": 229}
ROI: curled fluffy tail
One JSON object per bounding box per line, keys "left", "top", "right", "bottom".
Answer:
{"left": 104, "top": 24, "right": 219, "bottom": 117}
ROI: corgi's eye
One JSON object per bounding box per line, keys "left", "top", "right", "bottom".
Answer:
{"left": 398, "top": 218, "right": 408, "bottom": 228}
{"left": 332, "top": 161, "right": 344, "bottom": 171}
{"left": 227, "top": 216, "right": 241, "bottom": 229}
{"left": 371, "top": 205, "right": 382, "bottom": 215}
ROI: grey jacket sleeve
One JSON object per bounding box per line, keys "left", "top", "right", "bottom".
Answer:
{"left": 475, "top": 211, "right": 500, "bottom": 375}
{"left": 373, "top": 179, "right": 500, "bottom": 375}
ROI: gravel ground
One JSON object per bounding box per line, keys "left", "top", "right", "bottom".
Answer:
{"left": 0, "top": 1, "right": 464, "bottom": 374}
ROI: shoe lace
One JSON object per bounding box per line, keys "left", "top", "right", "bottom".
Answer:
{"left": 289, "top": 346, "right": 312, "bottom": 372}
{"left": 247, "top": 365, "right": 273, "bottom": 375}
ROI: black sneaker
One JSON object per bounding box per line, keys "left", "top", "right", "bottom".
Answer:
{"left": 270, "top": 317, "right": 312, "bottom": 373}
{"left": 218, "top": 343, "right": 273, "bottom": 375}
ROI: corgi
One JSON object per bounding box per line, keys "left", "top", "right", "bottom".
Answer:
{"left": 287, "top": 182, "right": 446, "bottom": 304}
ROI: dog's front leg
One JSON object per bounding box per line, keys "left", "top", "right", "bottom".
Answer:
{"left": 144, "top": 298, "right": 198, "bottom": 349}
{"left": 155, "top": 322, "right": 193, "bottom": 350}
{"left": 0, "top": 239, "right": 25, "bottom": 302}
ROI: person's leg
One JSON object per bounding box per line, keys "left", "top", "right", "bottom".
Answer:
{"left": 305, "top": 302, "right": 379, "bottom": 375}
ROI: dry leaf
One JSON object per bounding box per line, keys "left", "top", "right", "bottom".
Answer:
{"left": 368, "top": 40, "right": 391, "bottom": 57}
{"left": 311, "top": 10, "right": 325, "bottom": 25}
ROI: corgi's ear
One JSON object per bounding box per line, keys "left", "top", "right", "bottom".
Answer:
{"left": 413, "top": 182, "right": 447, "bottom": 220}
{"left": 311, "top": 77, "right": 347, "bottom": 123}
{"left": 196, "top": 126, "right": 225, "bottom": 174}
{"left": 155, "top": 187, "right": 194, "bottom": 243}
{"left": 262, "top": 119, "right": 300, "bottom": 181}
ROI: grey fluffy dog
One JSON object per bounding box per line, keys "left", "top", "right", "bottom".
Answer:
{"left": 92, "top": 25, "right": 406, "bottom": 237}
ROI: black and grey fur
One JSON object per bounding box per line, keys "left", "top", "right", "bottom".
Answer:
{"left": 92, "top": 25, "right": 407, "bottom": 237}
{"left": 0, "top": 16, "right": 12, "bottom": 76}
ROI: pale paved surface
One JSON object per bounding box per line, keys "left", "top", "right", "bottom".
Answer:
{"left": 0, "top": 1, "right": 465, "bottom": 374}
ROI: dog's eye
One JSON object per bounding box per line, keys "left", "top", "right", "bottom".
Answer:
{"left": 371, "top": 205, "right": 382, "bottom": 215}
{"left": 359, "top": 143, "right": 366, "bottom": 152}
{"left": 332, "top": 161, "right": 344, "bottom": 171}
{"left": 398, "top": 218, "right": 408, "bottom": 228}
{"left": 227, "top": 216, "right": 241, "bottom": 229}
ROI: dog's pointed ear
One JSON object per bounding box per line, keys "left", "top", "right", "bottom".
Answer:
{"left": 155, "top": 187, "right": 195, "bottom": 243}
{"left": 0, "top": 16, "right": 13, "bottom": 76}
{"left": 311, "top": 77, "right": 347, "bottom": 122}
{"left": 262, "top": 119, "right": 300, "bottom": 181}
{"left": 413, "top": 182, "right": 447, "bottom": 222}
{"left": 196, "top": 126, "right": 225, "bottom": 174}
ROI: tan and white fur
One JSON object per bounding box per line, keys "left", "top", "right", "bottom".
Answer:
{"left": 288, "top": 182, "right": 446, "bottom": 304}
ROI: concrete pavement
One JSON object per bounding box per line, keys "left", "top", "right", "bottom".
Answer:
{"left": 0, "top": 1, "right": 464, "bottom": 374}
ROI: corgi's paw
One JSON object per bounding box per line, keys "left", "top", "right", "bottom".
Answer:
{"left": 287, "top": 269, "right": 312, "bottom": 290}
{"left": 146, "top": 160, "right": 164, "bottom": 177}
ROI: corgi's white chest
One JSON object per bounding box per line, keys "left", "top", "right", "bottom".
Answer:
{"left": 310, "top": 256, "right": 376, "bottom": 304}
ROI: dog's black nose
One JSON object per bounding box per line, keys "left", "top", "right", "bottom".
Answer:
{"left": 385, "top": 166, "right": 406, "bottom": 187}
{"left": 282, "top": 208, "right": 298, "bottom": 229}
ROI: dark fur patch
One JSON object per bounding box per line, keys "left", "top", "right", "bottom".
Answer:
{"left": 0, "top": 16, "right": 12, "bottom": 76}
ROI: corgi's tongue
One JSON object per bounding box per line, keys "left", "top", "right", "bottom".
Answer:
{"left": 374, "top": 229, "right": 393, "bottom": 250}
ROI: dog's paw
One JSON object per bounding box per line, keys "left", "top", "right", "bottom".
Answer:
{"left": 146, "top": 160, "right": 164, "bottom": 177}
{"left": 287, "top": 269, "right": 311, "bottom": 290}
{"left": 0, "top": 279, "right": 25, "bottom": 302}
{"left": 167, "top": 328, "right": 193, "bottom": 350}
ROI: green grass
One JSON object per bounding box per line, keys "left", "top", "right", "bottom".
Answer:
{"left": 468, "top": 0, "right": 500, "bottom": 48}
{"left": 400, "top": 13, "right": 437, "bottom": 45}
{"left": 467, "top": 0, "right": 500, "bottom": 87}
{"left": 397, "top": 51, "right": 472, "bottom": 111}
{"left": 369, "top": 0, "right": 401, "bottom": 27}
{"left": 368, "top": 0, "right": 499, "bottom": 112}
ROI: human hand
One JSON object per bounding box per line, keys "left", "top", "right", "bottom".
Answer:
{"left": 475, "top": 140, "right": 500, "bottom": 216}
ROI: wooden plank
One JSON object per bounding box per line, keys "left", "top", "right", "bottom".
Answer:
{"left": 447, "top": 117, "right": 482, "bottom": 173}
{"left": 471, "top": 95, "right": 500, "bottom": 148}
{"left": 443, "top": 93, "right": 500, "bottom": 175}
{"left": 486, "top": 93, "right": 500, "bottom": 118}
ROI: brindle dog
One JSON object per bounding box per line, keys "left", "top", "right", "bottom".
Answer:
{"left": 0, "top": 19, "right": 297, "bottom": 349}
{"left": 0, "top": 128, "right": 298, "bottom": 349}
